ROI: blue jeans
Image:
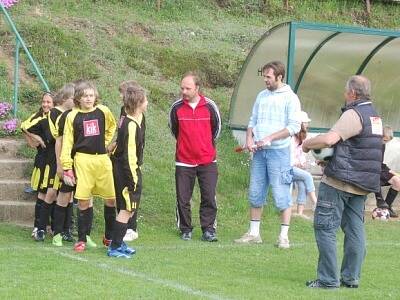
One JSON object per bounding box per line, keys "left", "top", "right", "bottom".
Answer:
{"left": 292, "top": 167, "right": 315, "bottom": 204}
{"left": 314, "top": 182, "right": 366, "bottom": 287}
{"left": 248, "top": 147, "right": 292, "bottom": 210}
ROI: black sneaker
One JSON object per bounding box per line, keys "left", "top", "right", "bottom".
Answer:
{"left": 340, "top": 280, "right": 358, "bottom": 288}
{"left": 181, "top": 232, "right": 192, "bottom": 241}
{"left": 201, "top": 231, "right": 218, "bottom": 242}
{"left": 306, "top": 279, "right": 337, "bottom": 289}
{"left": 35, "top": 229, "right": 45, "bottom": 242}
{"left": 62, "top": 231, "right": 75, "bottom": 242}
{"left": 388, "top": 207, "right": 398, "bottom": 218}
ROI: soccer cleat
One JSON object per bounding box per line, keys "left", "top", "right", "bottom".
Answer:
{"left": 123, "top": 229, "right": 139, "bottom": 242}
{"left": 52, "top": 233, "right": 63, "bottom": 247}
{"left": 74, "top": 241, "right": 86, "bottom": 252}
{"left": 31, "top": 227, "right": 38, "bottom": 238}
{"left": 62, "top": 231, "right": 75, "bottom": 242}
{"left": 107, "top": 247, "right": 132, "bottom": 259}
{"left": 181, "top": 232, "right": 192, "bottom": 241}
{"left": 306, "top": 279, "right": 338, "bottom": 289}
{"left": 340, "top": 280, "right": 359, "bottom": 288}
{"left": 34, "top": 229, "right": 45, "bottom": 242}
{"left": 86, "top": 235, "right": 97, "bottom": 248}
{"left": 275, "top": 236, "right": 290, "bottom": 249}
{"left": 102, "top": 236, "right": 112, "bottom": 247}
{"left": 234, "top": 232, "right": 262, "bottom": 244}
{"left": 121, "top": 242, "right": 136, "bottom": 255}
{"left": 201, "top": 231, "right": 218, "bottom": 242}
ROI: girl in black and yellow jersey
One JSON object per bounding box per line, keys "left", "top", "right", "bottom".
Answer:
{"left": 32, "top": 86, "right": 75, "bottom": 242}
{"left": 108, "top": 85, "right": 147, "bottom": 258}
{"left": 20, "top": 92, "right": 54, "bottom": 238}
{"left": 34, "top": 83, "right": 77, "bottom": 245}
{"left": 108, "top": 80, "right": 142, "bottom": 242}
{"left": 60, "top": 80, "right": 117, "bottom": 253}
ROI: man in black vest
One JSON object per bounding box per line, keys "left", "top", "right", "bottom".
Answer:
{"left": 302, "top": 75, "right": 382, "bottom": 289}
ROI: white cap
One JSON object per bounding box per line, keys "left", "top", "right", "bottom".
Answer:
{"left": 295, "top": 111, "right": 311, "bottom": 123}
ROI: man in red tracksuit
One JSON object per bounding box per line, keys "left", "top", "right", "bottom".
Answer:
{"left": 168, "top": 72, "right": 221, "bottom": 242}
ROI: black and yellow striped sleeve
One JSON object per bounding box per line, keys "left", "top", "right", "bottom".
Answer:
{"left": 60, "top": 109, "right": 78, "bottom": 170}
{"left": 98, "top": 104, "right": 116, "bottom": 146}
{"left": 126, "top": 121, "right": 139, "bottom": 189}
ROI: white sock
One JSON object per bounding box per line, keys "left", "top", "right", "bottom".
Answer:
{"left": 249, "top": 220, "right": 260, "bottom": 236}
{"left": 280, "top": 224, "right": 289, "bottom": 239}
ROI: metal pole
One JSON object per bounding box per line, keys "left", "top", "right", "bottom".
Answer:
{"left": 286, "top": 22, "right": 296, "bottom": 88}
{"left": 0, "top": 3, "right": 50, "bottom": 92}
{"left": 13, "top": 38, "right": 20, "bottom": 117}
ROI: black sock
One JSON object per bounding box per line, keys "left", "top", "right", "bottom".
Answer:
{"left": 78, "top": 208, "right": 90, "bottom": 242}
{"left": 110, "top": 221, "right": 128, "bottom": 250}
{"left": 128, "top": 210, "right": 138, "bottom": 231}
{"left": 53, "top": 204, "right": 66, "bottom": 235}
{"left": 385, "top": 188, "right": 398, "bottom": 207}
{"left": 104, "top": 206, "right": 116, "bottom": 240}
{"left": 34, "top": 199, "right": 44, "bottom": 228}
{"left": 50, "top": 202, "right": 56, "bottom": 231}
{"left": 87, "top": 207, "right": 94, "bottom": 235}
{"left": 64, "top": 202, "right": 73, "bottom": 233}
{"left": 38, "top": 202, "right": 51, "bottom": 231}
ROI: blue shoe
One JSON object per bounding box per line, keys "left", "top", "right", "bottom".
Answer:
{"left": 121, "top": 242, "right": 136, "bottom": 255}
{"left": 107, "top": 247, "right": 132, "bottom": 259}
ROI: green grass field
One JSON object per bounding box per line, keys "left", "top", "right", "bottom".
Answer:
{"left": 1, "top": 0, "right": 400, "bottom": 299}
{"left": 1, "top": 216, "right": 400, "bottom": 299}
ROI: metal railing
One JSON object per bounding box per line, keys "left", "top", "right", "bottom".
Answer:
{"left": 0, "top": 3, "right": 50, "bottom": 116}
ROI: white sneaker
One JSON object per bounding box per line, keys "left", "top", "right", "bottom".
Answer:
{"left": 123, "top": 229, "right": 139, "bottom": 242}
{"left": 276, "top": 236, "right": 290, "bottom": 249}
{"left": 31, "top": 227, "right": 38, "bottom": 238}
{"left": 234, "top": 232, "right": 262, "bottom": 244}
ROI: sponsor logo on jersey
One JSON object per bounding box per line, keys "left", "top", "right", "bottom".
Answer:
{"left": 83, "top": 119, "right": 100, "bottom": 136}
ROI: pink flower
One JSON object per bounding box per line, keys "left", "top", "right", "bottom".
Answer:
{"left": 2, "top": 118, "right": 18, "bottom": 134}
{"left": 0, "top": 0, "right": 18, "bottom": 9}
{"left": 0, "top": 102, "right": 12, "bottom": 118}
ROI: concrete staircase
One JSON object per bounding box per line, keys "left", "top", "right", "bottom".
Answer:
{"left": 0, "top": 138, "right": 35, "bottom": 226}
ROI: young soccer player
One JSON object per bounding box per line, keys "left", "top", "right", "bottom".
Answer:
{"left": 108, "top": 85, "right": 147, "bottom": 258}
{"left": 108, "top": 80, "right": 142, "bottom": 242}
{"left": 33, "top": 86, "right": 75, "bottom": 241}
{"left": 47, "top": 83, "right": 77, "bottom": 246}
{"left": 375, "top": 125, "right": 400, "bottom": 217}
{"left": 60, "top": 80, "right": 117, "bottom": 252}
{"left": 20, "top": 92, "right": 54, "bottom": 237}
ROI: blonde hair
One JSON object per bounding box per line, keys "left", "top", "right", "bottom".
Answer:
{"left": 73, "top": 80, "right": 99, "bottom": 108}
{"left": 54, "top": 83, "right": 75, "bottom": 106}
{"left": 124, "top": 86, "right": 146, "bottom": 115}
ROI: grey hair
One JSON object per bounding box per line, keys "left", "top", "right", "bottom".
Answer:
{"left": 345, "top": 75, "right": 371, "bottom": 100}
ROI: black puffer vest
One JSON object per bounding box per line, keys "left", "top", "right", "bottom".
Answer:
{"left": 324, "top": 99, "right": 382, "bottom": 193}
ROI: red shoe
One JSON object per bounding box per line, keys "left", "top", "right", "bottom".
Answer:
{"left": 74, "top": 241, "right": 86, "bottom": 252}
{"left": 102, "top": 236, "right": 112, "bottom": 247}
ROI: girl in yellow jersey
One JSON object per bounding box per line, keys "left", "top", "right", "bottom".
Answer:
{"left": 20, "top": 93, "right": 54, "bottom": 237}
{"left": 60, "top": 80, "right": 117, "bottom": 252}
{"left": 108, "top": 85, "right": 147, "bottom": 258}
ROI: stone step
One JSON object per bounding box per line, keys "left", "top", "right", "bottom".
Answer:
{"left": 0, "top": 201, "right": 34, "bottom": 225}
{"left": 0, "top": 179, "right": 36, "bottom": 202}
{"left": 0, "top": 138, "right": 25, "bottom": 158}
{"left": 0, "top": 158, "right": 32, "bottom": 179}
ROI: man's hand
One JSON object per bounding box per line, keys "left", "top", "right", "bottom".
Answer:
{"left": 255, "top": 137, "right": 272, "bottom": 150}
{"left": 246, "top": 136, "right": 256, "bottom": 153}
{"left": 63, "top": 170, "right": 76, "bottom": 186}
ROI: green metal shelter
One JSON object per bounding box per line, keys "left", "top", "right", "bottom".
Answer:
{"left": 229, "top": 21, "right": 400, "bottom": 135}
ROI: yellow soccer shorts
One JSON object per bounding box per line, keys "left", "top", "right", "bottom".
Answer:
{"left": 74, "top": 152, "right": 115, "bottom": 200}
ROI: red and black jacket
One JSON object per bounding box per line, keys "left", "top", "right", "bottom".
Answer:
{"left": 168, "top": 95, "right": 221, "bottom": 165}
